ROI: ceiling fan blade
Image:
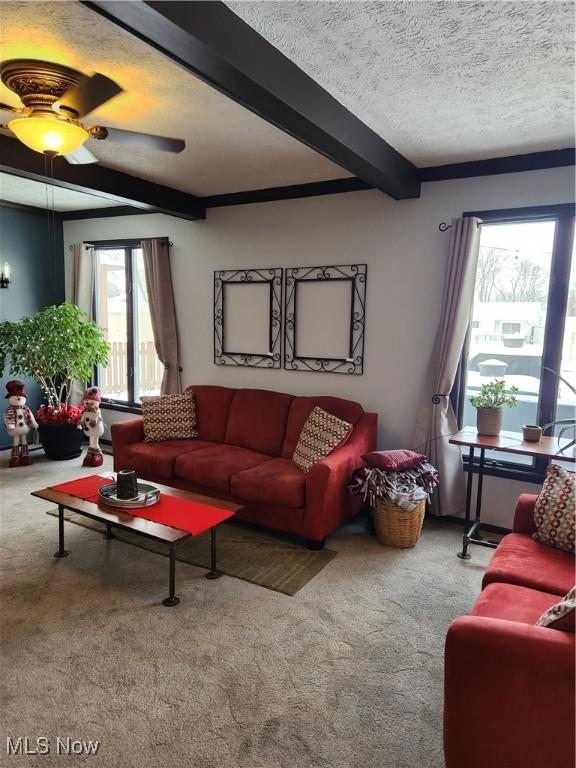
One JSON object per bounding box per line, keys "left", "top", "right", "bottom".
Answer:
{"left": 54, "top": 73, "right": 123, "bottom": 118}
{"left": 0, "top": 102, "right": 21, "bottom": 120}
{"left": 91, "top": 126, "right": 185, "bottom": 153}
{"left": 64, "top": 146, "right": 99, "bottom": 165}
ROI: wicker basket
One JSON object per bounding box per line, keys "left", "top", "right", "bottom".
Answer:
{"left": 373, "top": 498, "right": 426, "bottom": 548}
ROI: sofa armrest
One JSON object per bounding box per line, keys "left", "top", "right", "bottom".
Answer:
{"left": 444, "top": 615, "right": 574, "bottom": 768}
{"left": 512, "top": 493, "right": 539, "bottom": 534}
{"left": 303, "top": 412, "right": 377, "bottom": 541}
{"left": 111, "top": 418, "right": 145, "bottom": 471}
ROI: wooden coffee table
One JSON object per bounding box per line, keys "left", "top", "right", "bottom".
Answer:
{"left": 32, "top": 474, "right": 243, "bottom": 607}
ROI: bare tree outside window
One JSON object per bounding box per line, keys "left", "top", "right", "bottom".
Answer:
{"left": 475, "top": 246, "right": 548, "bottom": 303}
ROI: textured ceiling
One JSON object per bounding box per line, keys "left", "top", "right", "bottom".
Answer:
{"left": 0, "top": 1, "right": 348, "bottom": 196}
{"left": 0, "top": 173, "right": 122, "bottom": 211}
{"left": 226, "top": 0, "right": 575, "bottom": 166}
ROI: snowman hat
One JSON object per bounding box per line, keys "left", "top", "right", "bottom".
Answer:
{"left": 5, "top": 380, "right": 28, "bottom": 399}
{"left": 83, "top": 386, "right": 101, "bottom": 402}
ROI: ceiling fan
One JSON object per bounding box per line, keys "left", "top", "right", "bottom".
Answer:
{"left": 0, "top": 59, "right": 185, "bottom": 164}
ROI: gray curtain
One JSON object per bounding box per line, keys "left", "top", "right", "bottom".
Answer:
{"left": 70, "top": 243, "right": 95, "bottom": 404}
{"left": 412, "top": 217, "right": 481, "bottom": 516}
{"left": 142, "top": 238, "right": 181, "bottom": 395}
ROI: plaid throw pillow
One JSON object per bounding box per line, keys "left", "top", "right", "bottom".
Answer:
{"left": 141, "top": 392, "right": 199, "bottom": 442}
{"left": 533, "top": 464, "right": 575, "bottom": 553}
{"left": 292, "top": 406, "right": 352, "bottom": 474}
{"left": 537, "top": 586, "right": 576, "bottom": 633}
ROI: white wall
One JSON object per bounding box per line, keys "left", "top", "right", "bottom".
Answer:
{"left": 64, "top": 166, "right": 575, "bottom": 527}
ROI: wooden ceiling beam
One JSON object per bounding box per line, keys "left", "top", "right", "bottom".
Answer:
{"left": 0, "top": 135, "right": 205, "bottom": 220}
{"left": 83, "top": 0, "right": 420, "bottom": 201}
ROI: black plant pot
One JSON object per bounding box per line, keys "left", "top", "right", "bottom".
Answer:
{"left": 38, "top": 423, "right": 83, "bottom": 461}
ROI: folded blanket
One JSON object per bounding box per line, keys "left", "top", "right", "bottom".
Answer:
{"left": 349, "top": 462, "right": 439, "bottom": 511}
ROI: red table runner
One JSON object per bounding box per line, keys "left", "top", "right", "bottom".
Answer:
{"left": 50, "top": 475, "right": 235, "bottom": 536}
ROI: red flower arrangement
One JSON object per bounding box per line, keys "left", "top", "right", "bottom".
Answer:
{"left": 35, "top": 404, "right": 85, "bottom": 425}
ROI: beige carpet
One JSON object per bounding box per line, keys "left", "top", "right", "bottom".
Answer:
{"left": 0, "top": 453, "right": 492, "bottom": 768}
{"left": 47, "top": 509, "right": 336, "bottom": 596}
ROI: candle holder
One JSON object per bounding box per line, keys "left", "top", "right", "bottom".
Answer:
{"left": 116, "top": 470, "right": 139, "bottom": 499}
{"left": 522, "top": 425, "right": 542, "bottom": 443}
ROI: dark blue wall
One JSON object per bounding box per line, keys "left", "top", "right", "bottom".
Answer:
{"left": 0, "top": 205, "right": 65, "bottom": 447}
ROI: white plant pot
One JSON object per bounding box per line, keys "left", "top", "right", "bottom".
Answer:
{"left": 476, "top": 407, "right": 502, "bottom": 436}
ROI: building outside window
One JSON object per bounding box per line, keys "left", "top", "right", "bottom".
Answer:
{"left": 94, "top": 244, "right": 162, "bottom": 406}
{"left": 501, "top": 321, "right": 522, "bottom": 336}
{"left": 457, "top": 206, "right": 575, "bottom": 472}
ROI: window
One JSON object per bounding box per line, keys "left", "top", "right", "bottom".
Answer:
{"left": 501, "top": 321, "right": 521, "bottom": 336}
{"left": 559, "top": 235, "right": 576, "bottom": 432}
{"left": 94, "top": 242, "right": 162, "bottom": 406}
{"left": 456, "top": 204, "right": 575, "bottom": 476}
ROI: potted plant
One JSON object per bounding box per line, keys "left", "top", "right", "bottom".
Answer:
{"left": 470, "top": 379, "right": 519, "bottom": 436}
{"left": 0, "top": 304, "right": 109, "bottom": 460}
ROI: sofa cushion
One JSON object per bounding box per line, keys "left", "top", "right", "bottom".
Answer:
{"left": 471, "top": 582, "right": 561, "bottom": 626}
{"left": 141, "top": 392, "right": 198, "bottom": 442}
{"left": 174, "top": 444, "right": 272, "bottom": 492}
{"left": 282, "top": 396, "right": 364, "bottom": 458}
{"left": 118, "top": 439, "right": 215, "bottom": 481}
{"left": 533, "top": 463, "right": 575, "bottom": 553}
{"left": 537, "top": 586, "right": 576, "bottom": 633}
{"left": 186, "top": 385, "right": 236, "bottom": 442}
{"left": 483, "top": 533, "right": 575, "bottom": 596}
{"left": 292, "top": 406, "right": 352, "bottom": 473}
{"left": 224, "top": 389, "right": 294, "bottom": 456}
{"left": 231, "top": 458, "right": 306, "bottom": 508}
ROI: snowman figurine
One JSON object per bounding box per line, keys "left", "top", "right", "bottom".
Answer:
{"left": 79, "top": 386, "right": 105, "bottom": 467}
{"left": 4, "top": 380, "right": 38, "bottom": 467}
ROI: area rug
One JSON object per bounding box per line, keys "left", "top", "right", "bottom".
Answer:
{"left": 47, "top": 509, "right": 336, "bottom": 596}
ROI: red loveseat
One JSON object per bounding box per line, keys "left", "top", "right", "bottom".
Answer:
{"left": 444, "top": 494, "right": 575, "bottom": 768}
{"left": 111, "top": 385, "right": 378, "bottom": 547}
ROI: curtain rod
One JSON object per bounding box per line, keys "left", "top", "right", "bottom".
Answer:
{"left": 68, "top": 237, "right": 173, "bottom": 250}
{"left": 438, "top": 218, "right": 483, "bottom": 232}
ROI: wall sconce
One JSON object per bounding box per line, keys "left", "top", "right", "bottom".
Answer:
{"left": 0, "top": 263, "right": 11, "bottom": 289}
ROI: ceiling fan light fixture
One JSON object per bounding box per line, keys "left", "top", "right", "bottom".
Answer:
{"left": 8, "top": 115, "right": 89, "bottom": 156}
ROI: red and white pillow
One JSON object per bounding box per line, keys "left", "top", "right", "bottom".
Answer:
{"left": 533, "top": 464, "right": 575, "bottom": 553}
{"left": 537, "top": 586, "right": 576, "bottom": 633}
{"left": 292, "top": 407, "right": 352, "bottom": 473}
{"left": 141, "top": 391, "right": 198, "bottom": 442}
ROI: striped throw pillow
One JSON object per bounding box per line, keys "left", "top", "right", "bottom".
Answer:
{"left": 141, "top": 392, "right": 198, "bottom": 442}
{"left": 292, "top": 406, "right": 352, "bottom": 473}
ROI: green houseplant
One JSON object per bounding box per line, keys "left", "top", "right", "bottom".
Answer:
{"left": 470, "top": 379, "right": 519, "bottom": 436}
{"left": 0, "top": 304, "right": 109, "bottom": 459}
{"left": 542, "top": 367, "right": 576, "bottom": 454}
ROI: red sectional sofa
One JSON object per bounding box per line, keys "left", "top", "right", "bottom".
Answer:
{"left": 444, "top": 494, "right": 575, "bottom": 768}
{"left": 111, "top": 385, "right": 378, "bottom": 547}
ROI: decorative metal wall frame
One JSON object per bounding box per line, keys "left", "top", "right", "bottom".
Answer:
{"left": 214, "top": 268, "right": 283, "bottom": 368}
{"left": 284, "top": 264, "right": 367, "bottom": 374}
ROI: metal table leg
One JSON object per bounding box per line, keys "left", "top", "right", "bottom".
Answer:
{"left": 458, "top": 447, "right": 498, "bottom": 556}
{"left": 458, "top": 446, "right": 474, "bottom": 559}
{"left": 162, "top": 544, "right": 180, "bottom": 607}
{"left": 54, "top": 505, "right": 69, "bottom": 558}
{"left": 206, "top": 527, "right": 221, "bottom": 580}
{"left": 468, "top": 448, "right": 486, "bottom": 541}
{"left": 104, "top": 523, "right": 115, "bottom": 540}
